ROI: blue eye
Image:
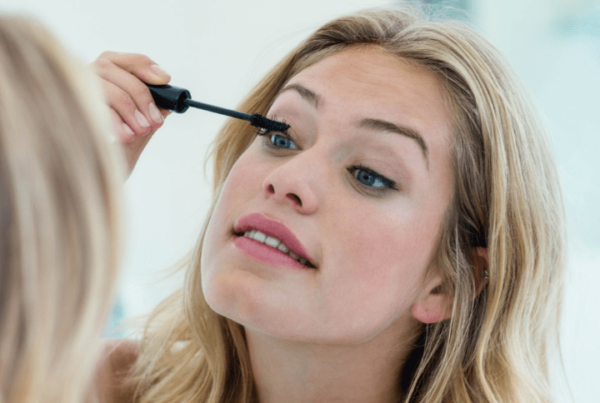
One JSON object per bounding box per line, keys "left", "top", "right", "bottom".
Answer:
{"left": 351, "top": 166, "right": 396, "bottom": 189}
{"left": 270, "top": 133, "right": 299, "bottom": 150}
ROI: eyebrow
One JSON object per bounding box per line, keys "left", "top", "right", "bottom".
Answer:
{"left": 359, "top": 118, "right": 428, "bottom": 164}
{"left": 278, "top": 83, "right": 429, "bottom": 165}
{"left": 279, "top": 83, "right": 320, "bottom": 109}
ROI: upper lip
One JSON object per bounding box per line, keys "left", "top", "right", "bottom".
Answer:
{"left": 234, "top": 213, "right": 315, "bottom": 267}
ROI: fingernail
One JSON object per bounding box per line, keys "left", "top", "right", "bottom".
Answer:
{"left": 148, "top": 102, "right": 163, "bottom": 124}
{"left": 122, "top": 123, "right": 134, "bottom": 136}
{"left": 134, "top": 109, "right": 150, "bottom": 128}
{"left": 150, "top": 64, "right": 170, "bottom": 77}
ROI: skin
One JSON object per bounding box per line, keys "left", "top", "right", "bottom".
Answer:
{"left": 91, "top": 52, "right": 171, "bottom": 175}
{"left": 96, "top": 340, "right": 139, "bottom": 403}
{"left": 95, "top": 46, "right": 488, "bottom": 403}
{"left": 201, "top": 46, "right": 455, "bottom": 402}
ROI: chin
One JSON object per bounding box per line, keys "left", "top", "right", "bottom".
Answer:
{"left": 207, "top": 289, "right": 393, "bottom": 346}
{"left": 201, "top": 264, "right": 276, "bottom": 329}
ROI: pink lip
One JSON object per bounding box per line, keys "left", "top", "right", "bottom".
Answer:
{"left": 233, "top": 237, "right": 309, "bottom": 270}
{"left": 233, "top": 213, "right": 314, "bottom": 268}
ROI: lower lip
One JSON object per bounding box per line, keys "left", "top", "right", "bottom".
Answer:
{"left": 233, "top": 236, "right": 310, "bottom": 270}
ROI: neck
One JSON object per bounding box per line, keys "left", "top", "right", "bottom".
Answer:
{"left": 246, "top": 315, "right": 418, "bottom": 403}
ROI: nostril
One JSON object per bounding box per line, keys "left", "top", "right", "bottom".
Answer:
{"left": 287, "top": 193, "right": 302, "bottom": 206}
{"left": 267, "top": 184, "right": 275, "bottom": 195}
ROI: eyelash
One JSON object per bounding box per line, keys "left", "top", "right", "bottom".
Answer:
{"left": 260, "top": 130, "right": 398, "bottom": 194}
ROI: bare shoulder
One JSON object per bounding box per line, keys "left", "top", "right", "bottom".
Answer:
{"left": 103, "top": 338, "right": 140, "bottom": 373}
{"left": 96, "top": 339, "right": 140, "bottom": 403}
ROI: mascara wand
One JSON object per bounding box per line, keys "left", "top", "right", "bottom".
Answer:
{"left": 147, "top": 84, "right": 289, "bottom": 132}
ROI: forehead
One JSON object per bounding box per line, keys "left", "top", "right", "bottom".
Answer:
{"left": 289, "top": 46, "right": 450, "bottom": 122}
{"left": 283, "top": 45, "right": 454, "bottom": 175}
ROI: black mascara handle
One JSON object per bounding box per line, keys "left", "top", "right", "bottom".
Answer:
{"left": 147, "top": 84, "right": 191, "bottom": 113}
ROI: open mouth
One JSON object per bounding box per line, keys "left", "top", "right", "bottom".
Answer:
{"left": 233, "top": 229, "right": 316, "bottom": 269}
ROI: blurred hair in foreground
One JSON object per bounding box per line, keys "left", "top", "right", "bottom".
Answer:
{"left": 0, "top": 16, "right": 123, "bottom": 403}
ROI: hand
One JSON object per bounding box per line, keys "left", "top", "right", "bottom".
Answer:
{"left": 92, "top": 51, "right": 172, "bottom": 177}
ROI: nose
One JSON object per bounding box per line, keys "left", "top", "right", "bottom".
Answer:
{"left": 262, "top": 157, "right": 320, "bottom": 215}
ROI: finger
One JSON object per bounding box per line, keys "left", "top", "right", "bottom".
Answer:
{"left": 97, "top": 51, "right": 171, "bottom": 85}
{"left": 95, "top": 58, "right": 165, "bottom": 130}
{"left": 101, "top": 78, "right": 152, "bottom": 137}
{"left": 109, "top": 108, "right": 135, "bottom": 143}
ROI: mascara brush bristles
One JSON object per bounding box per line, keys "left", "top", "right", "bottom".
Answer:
{"left": 249, "top": 114, "right": 290, "bottom": 132}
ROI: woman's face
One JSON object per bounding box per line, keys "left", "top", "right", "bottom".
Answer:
{"left": 201, "top": 46, "right": 453, "bottom": 344}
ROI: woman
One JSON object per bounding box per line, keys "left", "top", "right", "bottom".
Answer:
{"left": 98, "top": 8, "right": 565, "bottom": 403}
{"left": 0, "top": 17, "right": 130, "bottom": 403}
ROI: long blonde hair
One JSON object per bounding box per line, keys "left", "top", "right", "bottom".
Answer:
{"left": 0, "top": 17, "right": 123, "bottom": 403}
{"left": 130, "top": 8, "right": 565, "bottom": 403}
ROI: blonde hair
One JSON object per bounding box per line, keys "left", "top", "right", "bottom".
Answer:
{"left": 0, "top": 17, "right": 123, "bottom": 403}
{"left": 130, "top": 8, "right": 565, "bottom": 403}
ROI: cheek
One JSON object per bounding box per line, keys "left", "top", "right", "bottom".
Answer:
{"left": 326, "top": 197, "right": 439, "bottom": 274}
{"left": 212, "top": 158, "right": 260, "bottom": 224}
{"left": 201, "top": 152, "right": 263, "bottom": 308}
{"left": 318, "top": 199, "right": 442, "bottom": 325}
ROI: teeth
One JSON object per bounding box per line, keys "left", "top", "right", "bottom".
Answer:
{"left": 242, "top": 230, "right": 309, "bottom": 266}
{"left": 265, "top": 236, "right": 280, "bottom": 248}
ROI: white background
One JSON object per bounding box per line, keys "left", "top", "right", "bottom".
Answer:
{"left": 1, "top": 0, "right": 598, "bottom": 401}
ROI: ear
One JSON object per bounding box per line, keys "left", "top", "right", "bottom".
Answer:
{"left": 410, "top": 272, "right": 453, "bottom": 324}
{"left": 410, "top": 247, "right": 489, "bottom": 324}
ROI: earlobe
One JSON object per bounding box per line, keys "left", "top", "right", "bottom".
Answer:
{"left": 410, "top": 293, "right": 453, "bottom": 324}
{"left": 410, "top": 275, "right": 453, "bottom": 324}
